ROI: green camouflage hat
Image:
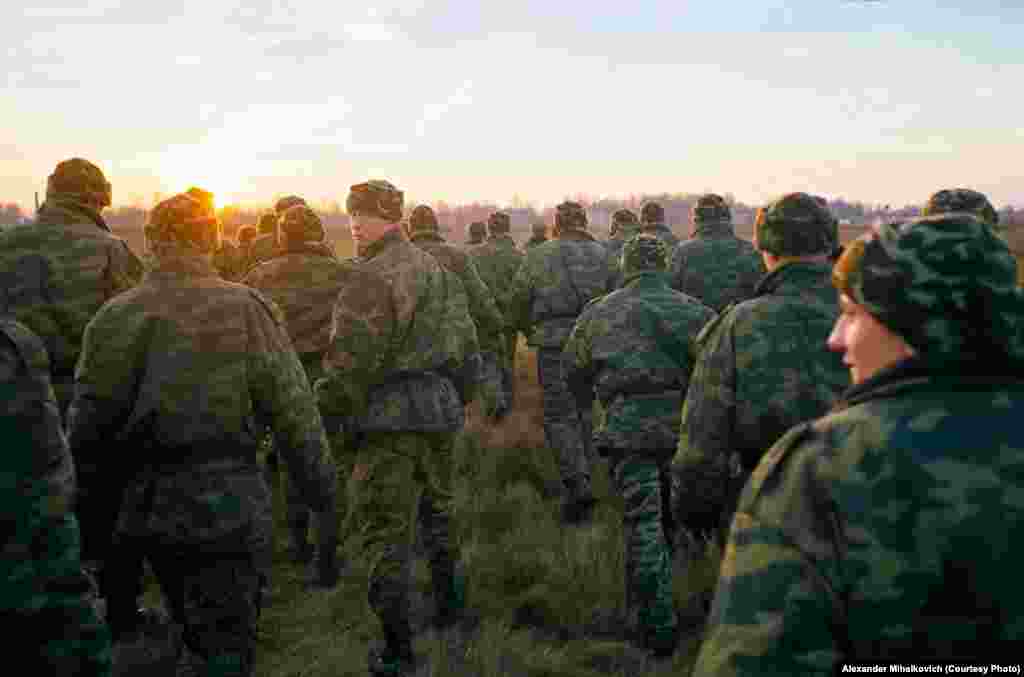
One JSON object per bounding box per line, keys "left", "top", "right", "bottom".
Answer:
{"left": 257, "top": 212, "right": 278, "bottom": 234}
{"left": 754, "top": 192, "right": 834, "bottom": 257}
{"left": 832, "top": 213, "right": 1024, "bottom": 368}
{"left": 812, "top": 195, "right": 840, "bottom": 250}
{"left": 274, "top": 195, "right": 307, "bottom": 215}
{"left": 555, "top": 201, "right": 588, "bottom": 231}
{"left": 145, "top": 193, "right": 221, "bottom": 253}
{"left": 236, "top": 224, "right": 258, "bottom": 247}
{"left": 692, "top": 194, "right": 731, "bottom": 224}
{"left": 922, "top": 188, "right": 999, "bottom": 226}
{"left": 278, "top": 205, "right": 325, "bottom": 244}
{"left": 346, "top": 179, "right": 403, "bottom": 223}
{"left": 409, "top": 205, "right": 439, "bottom": 232}
{"left": 532, "top": 222, "right": 547, "bottom": 236}
{"left": 185, "top": 186, "right": 215, "bottom": 215}
{"left": 46, "top": 158, "right": 112, "bottom": 207}
{"left": 640, "top": 201, "right": 664, "bottom": 225}
{"left": 488, "top": 211, "right": 511, "bottom": 234}
{"left": 621, "top": 233, "right": 669, "bottom": 275}
{"left": 468, "top": 221, "right": 487, "bottom": 238}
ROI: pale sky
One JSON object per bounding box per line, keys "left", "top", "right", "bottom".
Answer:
{"left": 4, "top": 0, "right": 1023, "bottom": 210}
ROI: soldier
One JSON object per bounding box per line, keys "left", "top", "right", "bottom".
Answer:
{"left": 408, "top": 205, "right": 504, "bottom": 420}
{"left": 694, "top": 213, "right": 1024, "bottom": 674}
{"left": 243, "top": 205, "right": 347, "bottom": 565}
{"left": 465, "top": 220, "right": 487, "bottom": 247}
{"left": 922, "top": 187, "right": 1001, "bottom": 235}
{"left": 813, "top": 195, "right": 843, "bottom": 262}
{"left": 605, "top": 208, "right": 641, "bottom": 289}
{"left": 507, "top": 201, "right": 616, "bottom": 523}
{"left": 67, "top": 193, "right": 339, "bottom": 677}
{"left": 565, "top": 235, "right": 715, "bottom": 657}
{"left": 236, "top": 224, "right": 258, "bottom": 252}
{"left": 638, "top": 201, "right": 681, "bottom": 250}
{"left": 671, "top": 193, "right": 848, "bottom": 543}
{"left": 469, "top": 211, "right": 526, "bottom": 419}
{"left": 668, "top": 194, "right": 765, "bottom": 312}
{"left": 185, "top": 186, "right": 244, "bottom": 282}
{"left": 315, "top": 180, "right": 478, "bottom": 676}
{"left": 0, "top": 317, "right": 111, "bottom": 676}
{"left": 524, "top": 221, "right": 548, "bottom": 250}
{"left": 242, "top": 211, "right": 281, "bottom": 274}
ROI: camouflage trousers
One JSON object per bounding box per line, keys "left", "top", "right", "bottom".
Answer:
{"left": 502, "top": 330, "right": 517, "bottom": 410}
{"left": 608, "top": 451, "right": 677, "bottom": 647}
{"left": 477, "top": 350, "right": 509, "bottom": 420}
{"left": 536, "top": 347, "right": 594, "bottom": 495}
{"left": 346, "top": 431, "right": 456, "bottom": 640}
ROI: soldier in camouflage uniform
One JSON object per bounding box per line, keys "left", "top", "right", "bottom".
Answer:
{"left": 671, "top": 193, "right": 848, "bottom": 543}
{"left": 694, "top": 213, "right": 1024, "bottom": 675}
{"left": 604, "top": 208, "right": 641, "bottom": 290}
{"left": 638, "top": 201, "right": 681, "bottom": 251}
{"left": 67, "top": 193, "right": 339, "bottom": 677}
{"left": 813, "top": 195, "right": 843, "bottom": 262}
{"left": 315, "top": 180, "right": 478, "bottom": 676}
{"left": 524, "top": 221, "right": 548, "bottom": 250}
{"left": 408, "top": 205, "right": 504, "bottom": 420}
{"left": 0, "top": 317, "right": 112, "bottom": 676}
{"left": 469, "top": 211, "right": 526, "bottom": 419}
{"left": 243, "top": 205, "right": 347, "bottom": 565}
{"left": 507, "top": 201, "right": 616, "bottom": 523}
{"left": 565, "top": 235, "right": 715, "bottom": 656}
{"left": 922, "top": 187, "right": 1001, "bottom": 235}
{"left": 668, "top": 194, "right": 765, "bottom": 312}
{"left": 245, "top": 195, "right": 306, "bottom": 274}
{"left": 465, "top": 220, "right": 487, "bottom": 247}
{"left": 185, "top": 186, "right": 242, "bottom": 282}
{"left": 236, "top": 224, "right": 258, "bottom": 255}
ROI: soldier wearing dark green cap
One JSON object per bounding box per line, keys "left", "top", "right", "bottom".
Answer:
{"left": 524, "top": 221, "right": 548, "bottom": 250}
{"left": 639, "top": 201, "right": 681, "bottom": 251}
{"left": 812, "top": 195, "right": 842, "bottom": 261}
{"left": 246, "top": 200, "right": 300, "bottom": 273}
{"left": 186, "top": 186, "right": 245, "bottom": 282}
{"left": 469, "top": 211, "right": 526, "bottom": 419}
{"left": 694, "top": 213, "right": 1024, "bottom": 675}
{"left": 67, "top": 193, "right": 340, "bottom": 677}
{"left": 465, "top": 220, "right": 487, "bottom": 247}
{"left": 671, "top": 192, "right": 848, "bottom": 543}
{"left": 565, "top": 234, "right": 714, "bottom": 657}
{"left": 668, "top": 194, "right": 765, "bottom": 312}
{"left": 316, "top": 180, "right": 479, "bottom": 675}
{"left": 605, "top": 208, "right": 641, "bottom": 289}
{"left": 507, "top": 201, "right": 616, "bottom": 523}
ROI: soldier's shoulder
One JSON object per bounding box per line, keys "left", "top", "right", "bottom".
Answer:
{"left": 243, "top": 286, "right": 287, "bottom": 326}
{"left": 0, "top": 317, "right": 48, "bottom": 367}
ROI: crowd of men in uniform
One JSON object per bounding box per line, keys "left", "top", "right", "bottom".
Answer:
{"left": 1, "top": 156, "right": 1022, "bottom": 676}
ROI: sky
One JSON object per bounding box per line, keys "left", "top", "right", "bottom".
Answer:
{"left": 3, "top": 0, "right": 1023, "bottom": 210}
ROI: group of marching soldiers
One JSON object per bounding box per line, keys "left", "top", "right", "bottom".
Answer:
{"left": 1, "top": 156, "right": 1022, "bottom": 676}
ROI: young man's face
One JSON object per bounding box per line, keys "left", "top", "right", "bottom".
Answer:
{"left": 827, "top": 293, "right": 915, "bottom": 385}
{"left": 350, "top": 212, "right": 395, "bottom": 247}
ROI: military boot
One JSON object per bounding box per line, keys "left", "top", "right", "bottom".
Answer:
{"left": 368, "top": 623, "right": 419, "bottom": 676}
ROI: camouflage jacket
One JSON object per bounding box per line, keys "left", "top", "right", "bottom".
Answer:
{"left": 410, "top": 231, "right": 505, "bottom": 352}
{"left": 66, "top": 253, "right": 337, "bottom": 546}
{"left": 604, "top": 226, "right": 643, "bottom": 290}
{"left": 212, "top": 239, "right": 244, "bottom": 282}
{"left": 672, "top": 261, "right": 848, "bottom": 524}
{"left": 695, "top": 359, "right": 1024, "bottom": 674}
{"left": 0, "top": 198, "right": 144, "bottom": 410}
{"left": 469, "top": 234, "right": 524, "bottom": 327}
{"left": 506, "top": 231, "right": 616, "bottom": 348}
{"left": 242, "top": 243, "right": 346, "bottom": 380}
{"left": 315, "top": 229, "right": 479, "bottom": 433}
{"left": 524, "top": 235, "right": 548, "bottom": 251}
{"left": 639, "top": 222, "right": 682, "bottom": 251}
{"left": 668, "top": 220, "right": 766, "bottom": 312}
{"left": 564, "top": 272, "right": 715, "bottom": 454}
{"left": 243, "top": 233, "right": 281, "bottom": 274}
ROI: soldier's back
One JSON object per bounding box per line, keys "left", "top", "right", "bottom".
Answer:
{"left": 670, "top": 228, "right": 765, "bottom": 312}
{"left": 470, "top": 235, "right": 523, "bottom": 305}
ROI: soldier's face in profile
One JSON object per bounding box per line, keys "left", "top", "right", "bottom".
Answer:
{"left": 350, "top": 212, "right": 394, "bottom": 246}
{"left": 828, "top": 294, "right": 915, "bottom": 385}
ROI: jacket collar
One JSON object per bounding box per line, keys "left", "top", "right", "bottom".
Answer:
{"left": 36, "top": 197, "right": 111, "bottom": 233}
{"left": 357, "top": 227, "right": 404, "bottom": 260}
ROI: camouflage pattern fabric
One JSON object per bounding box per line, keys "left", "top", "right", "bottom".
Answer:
{"left": 536, "top": 347, "right": 595, "bottom": 500}
{"left": 0, "top": 318, "right": 112, "bottom": 676}
{"left": 466, "top": 221, "right": 487, "bottom": 246}
{"left": 605, "top": 209, "right": 642, "bottom": 289}
{"left": 922, "top": 187, "right": 999, "bottom": 229}
{"left": 345, "top": 180, "right": 403, "bottom": 223}
{"left": 671, "top": 261, "right": 848, "bottom": 539}
{"left": 754, "top": 192, "right": 834, "bottom": 257}
{"left": 244, "top": 233, "right": 281, "bottom": 274}
{"left": 525, "top": 223, "right": 548, "bottom": 250}
{"left": 274, "top": 195, "right": 307, "bottom": 215}
{"left": 212, "top": 239, "right": 244, "bottom": 281}
{"left": 694, "top": 360, "right": 1024, "bottom": 674}
{"left": 0, "top": 196, "right": 144, "bottom": 416}
{"left": 668, "top": 218, "right": 765, "bottom": 312}
{"left": 47, "top": 158, "right": 112, "bottom": 208}
{"left": 277, "top": 205, "right": 325, "bottom": 245}
{"left": 638, "top": 221, "right": 681, "bottom": 251}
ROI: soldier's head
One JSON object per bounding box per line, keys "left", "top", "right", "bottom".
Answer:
{"left": 346, "top": 179, "right": 403, "bottom": 247}
{"left": 409, "top": 205, "right": 439, "bottom": 235}
{"left": 487, "top": 212, "right": 511, "bottom": 237}
{"left": 46, "top": 158, "right": 112, "bottom": 210}
{"left": 754, "top": 192, "right": 834, "bottom": 268}
{"left": 145, "top": 193, "right": 221, "bottom": 256}
{"left": 185, "top": 186, "right": 216, "bottom": 216}
{"left": 922, "top": 188, "right": 999, "bottom": 228}
{"left": 554, "top": 201, "right": 587, "bottom": 236}
{"left": 531, "top": 222, "right": 548, "bottom": 239}
{"left": 621, "top": 234, "right": 670, "bottom": 277}
{"left": 274, "top": 195, "right": 307, "bottom": 215}
{"left": 610, "top": 209, "right": 638, "bottom": 239}
{"left": 640, "top": 201, "right": 664, "bottom": 226}
{"left": 467, "top": 221, "right": 487, "bottom": 244}
{"left": 812, "top": 195, "right": 842, "bottom": 261}
{"left": 692, "top": 194, "right": 731, "bottom": 226}
{"left": 257, "top": 212, "right": 278, "bottom": 235}
{"left": 829, "top": 212, "right": 1023, "bottom": 382}
{"left": 278, "top": 205, "right": 325, "bottom": 247}
{"left": 236, "top": 224, "right": 258, "bottom": 249}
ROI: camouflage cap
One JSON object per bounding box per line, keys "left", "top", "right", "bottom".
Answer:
{"left": 922, "top": 188, "right": 999, "bottom": 226}
{"left": 555, "top": 201, "right": 587, "bottom": 231}
{"left": 46, "top": 158, "right": 112, "bottom": 208}
{"left": 274, "top": 195, "right": 307, "bottom": 215}
{"left": 813, "top": 195, "right": 840, "bottom": 252}
{"left": 532, "top": 222, "right": 547, "bottom": 236}
{"left": 488, "top": 211, "right": 511, "bottom": 234}
{"left": 468, "top": 221, "right": 487, "bottom": 238}
{"left": 145, "top": 193, "right": 220, "bottom": 253}
{"left": 409, "top": 205, "right": 439, "bottom": 232}
{"left": 185, "top": 186, "right": 215, "bottom": 213}
{"left": 278, "top": 204, "right": 325, "bottom": 244}
{"left": 621, "top": 234, "right": 670, "bottom": 275}
{"left": 236, "top": 224, "right": 258, "bottom": 247}
{"left": 754, "top": 192, "right": 834, "bottom": 257}
{"left": 346, "top": 179, "right": 403, "bottom": 223}
{"left": 692, "top": 194, "right": 731, "bottom": 224}
{"left": 640, "top": 201, "right": 664, "bottom": 224}
{"left": 832, "top": 213, "right": 1024, "bottom": 368}
{"left": 257, "top": 212, "right": 278, "bottom": 234}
